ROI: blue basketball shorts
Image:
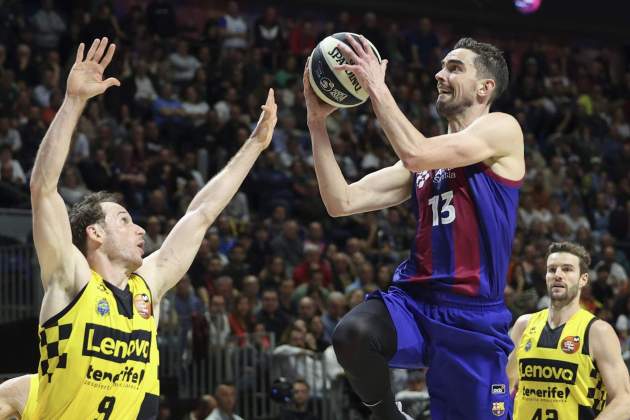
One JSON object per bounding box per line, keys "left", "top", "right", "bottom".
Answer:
{"left": 368, "top": 285, "right": 514, "bottom": 420}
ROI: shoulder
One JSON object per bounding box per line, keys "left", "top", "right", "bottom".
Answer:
{"left": 513, "top": 313, "right": 534, "bottom": 333}
{"left": 469, "top": 112, "right": 523, "bottom": 140}
{"left": 588, "top": 319, "right": 619, "bottom": 360}
{"left": 589, "top": 319, "right": 616, "bottom": 342}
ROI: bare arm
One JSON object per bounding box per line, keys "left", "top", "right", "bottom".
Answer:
{"left": 303, "top": 65, "right": 411, "bottom": 217}
{"left": 336, "top": 36, "right": 524, "bottom": 178}
{"left": 591, "top": 320, "right": 630, "bottom": 420}
{"left": 138, "top": 90, "right": 277, "bottom": 300}
{"left": 506, "top": 314, "right": 531, "bottom": 395}
{"left": 30, "top": 38, "right": 119, "bottom": 293}
{"left": 0, "top": 375, "right": 32, "bottom": 420}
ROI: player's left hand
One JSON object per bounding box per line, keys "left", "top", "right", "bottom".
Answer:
{"left": 249, "top": 88, "right": 278, "bottom": 149}
{"left": 335, "top": 34, "right": 388, "bottom": 96}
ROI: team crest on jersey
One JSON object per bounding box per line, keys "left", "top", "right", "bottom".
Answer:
{"left": 133, "top": 293, "right": 152, "bottom": 319}
{"left": 491, "top": 401, "right": 505, "bottom": 416}
{"left": 524, "top": 339, "right": 532, "bottom": 352}
{"left": 96, "top": 298, "right": 110, "bottom": 316}
{"left": 416, "top": 171, "right": 431, "bottom": 189}
{"left": 561, "top": 336, "right": 580, "bottom": 354}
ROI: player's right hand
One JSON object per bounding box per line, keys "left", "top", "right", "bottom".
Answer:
{"left": 303, "top": 57, "right": 336, "bottom": 123}
{"left": 66, "top": 37, "right": 120, "bottom": 101}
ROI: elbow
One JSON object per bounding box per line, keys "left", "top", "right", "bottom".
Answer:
{"left": 401, "top": 156, "right": 424, "bottom": 173}
{"left": 324, "top": 203, "right": 346, "bottom": 218}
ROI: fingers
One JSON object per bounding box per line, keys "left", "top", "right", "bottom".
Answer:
{"left": 266, "top": 88, "right": 275, "bottom": 106}
{"left": 85, "top": 38, "right": 100, "bottom": 61}
{"left": 100, "top": 43, "right": 116, "bottom": 68}
{"left": 75, "top": 43, "right": 85, "bottom": 64}
{"left": 103, "top": 77, "right": 121, "bottom": 88}
{"left": 93, "top": 37, "right": 109, "bottom": 62}
{"left": 336, "top": 42, "right": 360, "bottom": 65}
{"left": 335, "top": 63, "right": 361, "bottom": 74}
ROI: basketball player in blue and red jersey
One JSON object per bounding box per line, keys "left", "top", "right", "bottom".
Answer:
{"left": 304, "top": 37, "right": 524, "bottom": 420}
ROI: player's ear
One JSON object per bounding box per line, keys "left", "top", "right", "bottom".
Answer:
{"left": 478, "top": 79, "right": 495, "bottom": 100}
{"left": 579, "top": 272, "right": 589, "bottom": 288}
{"left": 86, "top": 223, "right": 105, "bottom": 244}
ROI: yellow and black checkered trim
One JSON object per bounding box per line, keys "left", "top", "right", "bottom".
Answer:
{"left": 39, "top": 321, "right": 72, "bottom": 383}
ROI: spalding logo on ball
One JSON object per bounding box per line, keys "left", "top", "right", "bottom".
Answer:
{"left": 308, "top": 32, "right": 381, "bottom": 108}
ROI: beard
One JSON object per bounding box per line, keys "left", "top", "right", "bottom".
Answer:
{"left": 548, "top": 282, "right": 580, "bottom": 306}
{"left": 436, "top": 94, "right": 474, "bottom": 118}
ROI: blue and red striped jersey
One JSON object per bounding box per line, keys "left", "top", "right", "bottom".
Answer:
{"left": 393, "top": 163, "right": 521, "bottom": 303}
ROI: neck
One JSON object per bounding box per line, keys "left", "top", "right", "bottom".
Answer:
{"left": 87, "top": 253, "right": 132, "bottom": 289}
{"left": 446, "top": 104, "right": 489, "bottom": 133}
{"left": 548, "top": 298, "right": 581, "bottom": 328}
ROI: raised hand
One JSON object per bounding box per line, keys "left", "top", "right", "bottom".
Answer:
{"left": 66, "top": 38, "right": 120, "bottom": 101}
{"left": 335, "top": 35, "right": 388, "bottom": 96}
{"left": 303, "top": 57, "right": 337, "bottom": 123}
{"left": 249, "top": 89, "right": 278, "bottom": 149}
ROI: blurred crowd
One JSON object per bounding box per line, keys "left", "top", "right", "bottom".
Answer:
{"left": 1, "top": 0, "right": 629, "bottom": 418}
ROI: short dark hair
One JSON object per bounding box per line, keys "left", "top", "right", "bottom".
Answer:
{"left": 453, "top": 37, "right": 509, "bottom": 103}
{"left": 69, "top": 191, "right": 123, "bottom": 255}
{"left": 546, "top": 242, "right": 591, "bottom": 275}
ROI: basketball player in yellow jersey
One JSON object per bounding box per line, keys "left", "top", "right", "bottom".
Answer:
{"left": 0, "top": 374, "right": 37, "bottom": 419}
{"left": 508, "top": 242, "right": 630, "bottom": 419}
{"left": 28, "top": 37, "right": 277, "bottom": 420}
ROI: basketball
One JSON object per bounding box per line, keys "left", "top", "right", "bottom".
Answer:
{"left": 308, "top": 32, "right": 382, "bottom": 108}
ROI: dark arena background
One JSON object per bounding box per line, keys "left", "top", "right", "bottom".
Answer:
{"left": 0, "top": 0, "right": 629, "bottom": 419}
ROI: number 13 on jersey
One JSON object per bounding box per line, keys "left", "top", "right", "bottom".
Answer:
{"left": 428, "top": 191, "right": 456, "bottom": 226}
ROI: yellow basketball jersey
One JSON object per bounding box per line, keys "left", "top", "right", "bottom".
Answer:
{"left": 513, "top": 308, "right": 606, "bottom": 420}
{"left": 21, "top": 374, "right": 38, "bottom": 420}
{"left": 35, "top": 271, "right": 160, "bottom": 420}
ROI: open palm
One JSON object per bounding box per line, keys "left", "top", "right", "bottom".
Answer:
{"left": 66, "top": 37, "right": 120, "bottom": 100}
{"left": 250, "top": 89, "right": 278, "bottom": 149}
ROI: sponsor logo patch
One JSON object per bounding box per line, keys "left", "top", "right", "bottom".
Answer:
{"left": 519, "top": 358, "right": 578, "bottom": 385}
{"left": 82, "top": 323, "right": 151, "bottom": 363}
{"left": 491, "top": 384, "right": 506, "bottom": 395}
{"left": 560, "top": 336, "right": 580, "bottom": 354}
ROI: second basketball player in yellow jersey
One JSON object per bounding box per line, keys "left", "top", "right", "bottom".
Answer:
{"left": 29, "top": 37, "right": 277, "bottom": 419}
{"left": 507, "top": 242, "right": 630, "bottom": 420}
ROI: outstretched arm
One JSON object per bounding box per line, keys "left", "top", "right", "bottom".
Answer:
{"left": 30, "top": 38, "right": 119, "bottom": 291}
{"left": 303, "top": 64, "right": 411, "bottom": 217}
{"left": 590, "top": 320, "right": 630, "bottom": 420}
{"left": 138, "top": 90, "right": 278, "bottom": 300}
{"left": 335, "top": 36, "right": 523, "bottom": 177}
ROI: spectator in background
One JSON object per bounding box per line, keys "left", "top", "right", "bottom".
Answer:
{"left": 0, "top": 146, "right": 26, "bottom": 185}
{"left": 31, "top": 0, "right": 66, "bottom": 50}
{"left": 257, "top": 288, "right": 290, "bottom": 342}
{"left": 144, "top": 215, "right": 165, "bottom": 255}
{"left": 32, "top": 67, "right": 58, "bottom": 109}
{"left": 208, "top": 294, "right": 231, "bottom": 347}
{"left": 12, "top": 44, "right": 38, "bottom": 87}
{"left": 170, "top": 39, "right": 201, "bottom": 85}
{"left": 207, "top": 383, "right": 244, "bottom": 420}
{"left": 322, "top": 291, "right": 347, "bottom": 343}
{"left": 395, "top": 370, "right": 430, "bottom": 420}
{"left": 58, "top": 165, "right": 91, "bottom": 206}
{"left": 279, "top": 379, "right": 321, "bottom": 420}
{"left": 229, "top": 294, "right": 254, "bottom": 343}
{"left": 218, "top": 1, "right": 248, "bottom": 51}
{"left": 271, "top": 220, "right": 304, "bottom": 273}
{"left": 186, "top": 394, "right": 217, "bottom": 420}
{"left": 146, "top": 0, "right": 177, "bottom": 38}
